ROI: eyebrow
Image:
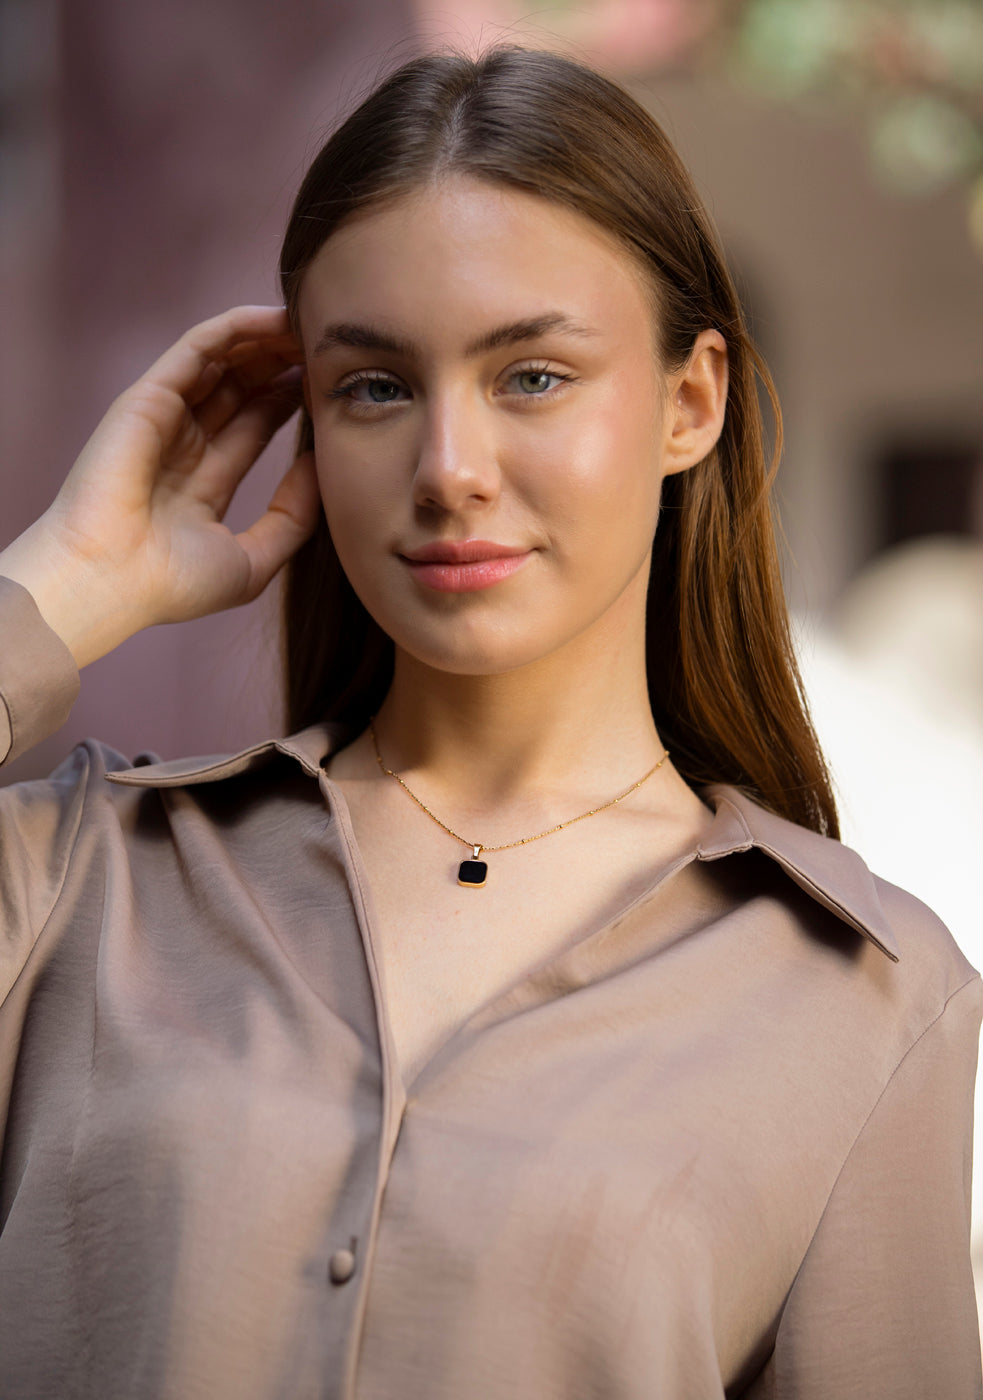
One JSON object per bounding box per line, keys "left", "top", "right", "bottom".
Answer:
{"left": 312, "top": 313, "right": 599, "bottom": 359}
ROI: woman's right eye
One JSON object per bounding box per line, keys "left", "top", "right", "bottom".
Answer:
{"left": 327, "top": 372, "right": 409, "bottom": 410}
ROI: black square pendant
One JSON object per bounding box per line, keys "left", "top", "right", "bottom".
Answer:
{"left": 458, "top": 859, "right": 488, "bottom": 888}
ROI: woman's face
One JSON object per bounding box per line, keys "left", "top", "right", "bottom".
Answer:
{"left": 298, "top": 176, "right": 705, "bottom": 678}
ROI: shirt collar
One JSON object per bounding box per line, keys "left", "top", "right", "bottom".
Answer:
{"left": 697, "top": 784, "right": 898, "bottom": 962}
{"left": 106, "top": 731, "right": 898, "bottom": 963}
{"left": 104, "top": 722, "right": 341, "bottom": 787}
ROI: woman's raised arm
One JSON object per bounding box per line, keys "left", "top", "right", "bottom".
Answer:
{"left": 0, "top": 305, "right": 320, "bottom": 670}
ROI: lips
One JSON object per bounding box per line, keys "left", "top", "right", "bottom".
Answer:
{"left": 399, "top": 539, "right": 532, "bottom": 592}
{"left": 401, "top": 540, "right": 528, "bottom": 564}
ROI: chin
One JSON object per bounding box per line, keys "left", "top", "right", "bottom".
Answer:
{"left": 385, "top": 617, "right": 566, "bottom": 679}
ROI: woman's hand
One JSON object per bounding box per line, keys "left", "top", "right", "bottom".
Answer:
{"left": 0, "top": 306, "right": 321, "bottom": 668}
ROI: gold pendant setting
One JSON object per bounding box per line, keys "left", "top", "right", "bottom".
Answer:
{"left": 457, "top": 846, "right": 488, "bottom": 888}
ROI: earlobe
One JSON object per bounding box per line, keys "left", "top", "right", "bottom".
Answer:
{"left": 662, "top": 329, "right": 729, "bottom": 476}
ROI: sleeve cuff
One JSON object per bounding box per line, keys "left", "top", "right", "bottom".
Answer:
{"left": 0, "top": 575, "right": 81, "bottom": 766}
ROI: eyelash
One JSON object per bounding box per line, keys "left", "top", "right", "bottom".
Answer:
{"left": 325, "top": 362, "right": 577, "bottom": 416}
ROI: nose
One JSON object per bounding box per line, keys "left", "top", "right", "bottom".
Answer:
{"left": 412, "top": 392, "right": 501, "bottom": 513}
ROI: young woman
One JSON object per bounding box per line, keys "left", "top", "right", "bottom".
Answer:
{"left": 0, "top": 46, "right": 980, "bottom": 1400}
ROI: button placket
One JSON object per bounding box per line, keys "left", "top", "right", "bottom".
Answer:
{"left": 318, "top": 769, "right": 410, "bottom": 1397}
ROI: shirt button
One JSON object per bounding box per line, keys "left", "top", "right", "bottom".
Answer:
{"left": 329, "top": 1248, "right": 357, "bottom": 1284}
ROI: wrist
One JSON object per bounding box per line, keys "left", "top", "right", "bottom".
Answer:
{"left": 0, "top": 521, "right": 139, "bottom": 669}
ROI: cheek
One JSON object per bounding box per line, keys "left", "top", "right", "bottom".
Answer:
{"left": 312, "top": 421, "right": 402, "bottom": 539}
{"left": 524, "top": 398, "right": 664, "bottom": 547}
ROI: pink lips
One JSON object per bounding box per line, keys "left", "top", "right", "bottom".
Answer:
{"left": 399, "top": 539, "right": 532, "bottom": 593}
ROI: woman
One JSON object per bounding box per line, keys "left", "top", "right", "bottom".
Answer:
{"left": 0, "top": 45, "right": 980, "bottom": 1400}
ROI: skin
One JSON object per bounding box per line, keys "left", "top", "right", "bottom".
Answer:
{"left": 0, "top": 174, "right": 729, "bottom": 1084}
{"left": 299, "top": 175, "right": 728, "bottom": 822}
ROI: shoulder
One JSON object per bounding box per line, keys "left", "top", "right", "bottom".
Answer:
{"left": 0, "top": 738, "right": 149, "bottom": 984}
{"left": 700, "top": 783, "right": 980, "bottom": 1022}
{"left": 0, "top": 724, "right": 333, "bottom": 1016}
{"left": 869, "top": 870, "right": 982, "bottom": 1027}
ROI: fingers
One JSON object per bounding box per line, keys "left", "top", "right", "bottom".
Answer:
{"left": 105, "top": 308, "right": 304, "bottom": 491}
{"left": 193, "top": 338, "right": 306, "bottom": 440}
{"left": 233, "top": 452, "right": 322, "bottom": 601}
{"left": 187, "top": 369, "right": 305, "bottom": 518}
{"left": 183, "top": 337, "right": 303, "bottom": 413}
{"left": 145, "top": 306, "right": 300, "bottom": 405}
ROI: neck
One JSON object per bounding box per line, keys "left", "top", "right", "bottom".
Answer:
{"left": 371, "top": 588, "right": 665, "bottom": 814}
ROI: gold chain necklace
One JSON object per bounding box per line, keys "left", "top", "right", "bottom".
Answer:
{"left": 369, "top": 719, "right": 670, "bottom": 888}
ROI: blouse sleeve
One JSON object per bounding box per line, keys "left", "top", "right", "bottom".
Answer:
{"left": 1, "top": 575, "right": 88, "bottom": 1004}
{"left": 0, "top": 575, "right": 80, "bottom": 767}
{"left": 743, "top": 974, "right": 983, "bottom": 1399}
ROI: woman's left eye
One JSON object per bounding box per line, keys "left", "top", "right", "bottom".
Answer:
{"left": 504, "top": 366, "right": 570, "bottom": 397}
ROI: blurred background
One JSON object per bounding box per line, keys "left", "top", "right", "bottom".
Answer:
{"left": 2, "top": 0, "right": 982, "bottom": 1331}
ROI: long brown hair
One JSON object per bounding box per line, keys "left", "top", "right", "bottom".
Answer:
{"left": 278, "top": 46, "right": 838, "bottom": 837}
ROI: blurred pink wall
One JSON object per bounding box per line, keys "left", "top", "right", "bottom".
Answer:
{"left": 1, "top": 0, "right": 418, "bottom": 783}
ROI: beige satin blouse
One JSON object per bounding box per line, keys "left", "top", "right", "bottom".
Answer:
{"left": 1, "top": 574, "right": 981, "bottom": 1399}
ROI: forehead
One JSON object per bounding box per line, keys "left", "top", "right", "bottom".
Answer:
{"left": 297, "top": 176, "right": 657, "bottom": 352}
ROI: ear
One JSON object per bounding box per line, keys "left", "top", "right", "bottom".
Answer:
{"left": 661, "top": 329, "right": 728, "bottom": 477}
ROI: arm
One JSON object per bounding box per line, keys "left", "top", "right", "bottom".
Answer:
{"left": 742, "top": 976, "right": 983, "bottom": 1399}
